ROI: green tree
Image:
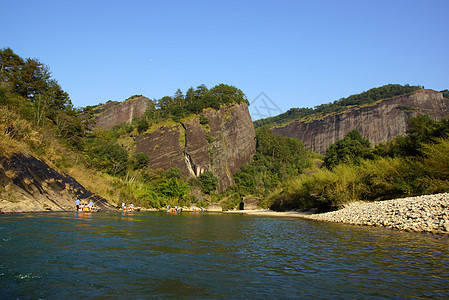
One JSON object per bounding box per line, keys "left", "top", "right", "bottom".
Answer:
{"left": 324, "top": 130, "right": 371, "bottom": 169}
{"left": 92, "top": 142, "right": 129, "bottom": 176}
{"left": 137, "top": 119, "right": 149, "bottom": 134}
{"left": 158, "top": 177, "right": 189, "bottom": 204}
{"left": 130, "top": 153, "right": 150, "bottom": 170}
{"left": 0, "top": 48, "right": 72, "bottom": 111}
{"left": 198, "top": 171, "right": 218, "bottom": 194}
{"left": 173, "top": 88, "right": 184, "bottom": 106}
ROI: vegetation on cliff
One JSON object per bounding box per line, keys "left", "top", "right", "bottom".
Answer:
{"left": 0, "top": 49, "right": 216, "bottom": 209}
{"left": 138, "top": 84, "right": 249, "bottom": 127}
{"left": 217, "top": 127, "right": 318, "bottom": 210}
{"left": 254, "top": 84, "right": 423, "bottom": 128}
{"left": 268, "top": 115, "right": 449, "bottom": 212}
{"left": 3, "top": 48, "right": 448, "bottom": 212}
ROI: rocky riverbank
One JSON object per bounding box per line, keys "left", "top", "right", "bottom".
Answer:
{"left": 302, "top": 193, "right": 449, "bottom": 234}
{"left": 228, "top": 193, "right": 449, "bottom": 234}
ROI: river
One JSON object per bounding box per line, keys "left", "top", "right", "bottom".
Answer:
{"left": 1, "top": 211, "right": 448, "bottom": 299}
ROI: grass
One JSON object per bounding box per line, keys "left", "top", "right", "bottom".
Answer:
{"left": 268, "top": 137, "right": 449, "bottom": 212}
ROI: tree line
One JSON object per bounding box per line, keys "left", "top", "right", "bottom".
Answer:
{"left": 268, "top": 114, "right": 449, "bottom": 212}
{"left": 254, "top": 84, "right": 424, "bottom": 128}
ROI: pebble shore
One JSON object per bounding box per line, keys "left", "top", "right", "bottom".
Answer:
{"left": 303, "top": 193, "right": 449, "bottom": 234}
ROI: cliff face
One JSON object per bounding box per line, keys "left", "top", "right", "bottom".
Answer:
{"left": 272, "top": 90, "right": 449, "bottom": 154}
{"left": 94, "top": 96, "right": 152, "bottom": 130}
{"left": 0, "top": 154, "right": 112, "bottom": 213}
{"left": 135, "top": 103, "right": 256, "bottom": 191}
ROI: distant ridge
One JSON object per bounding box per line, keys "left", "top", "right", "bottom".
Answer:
{"left": 270, "top": 89, "right": 449, "bottom": 154}
{"left": 254, "top": 84, "right": 423, "bottom": 129}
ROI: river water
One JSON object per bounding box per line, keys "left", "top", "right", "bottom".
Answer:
{"left": 1, "top": 211, "right": 448, "bottom": 299}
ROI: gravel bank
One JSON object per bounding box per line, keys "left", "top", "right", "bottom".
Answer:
{"left": 302, "top": 193, "right": 449, "bottom": 234}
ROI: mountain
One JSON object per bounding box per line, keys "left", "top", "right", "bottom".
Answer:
{"left": 270, "top": 89, "right": 449, "bottom": 154}
{"left": 135, "top": 103, "right": 256, "bottom": 191}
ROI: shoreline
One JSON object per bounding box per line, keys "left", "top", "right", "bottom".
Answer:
{"left": 2, "top": 193, "right": 448, "bottom": 235}
{"left": 226, "top": 193, "right": 449, "bottom": 235}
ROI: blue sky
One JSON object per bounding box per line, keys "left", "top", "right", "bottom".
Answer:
{"left": 2, "top": 0, "right": 448, "bottom": 120}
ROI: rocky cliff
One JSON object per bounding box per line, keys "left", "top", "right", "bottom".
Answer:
{"left": 0, "top": 154, "right": 112, "bottom": 213}
{"left": 272, "top": 90, "right": 449, "bottom": 154}
{"left": 94, "top": 96, "right": 152, "bottom": 130}
{"left": 135, "top": 103, "right": 256, "bottom": 191}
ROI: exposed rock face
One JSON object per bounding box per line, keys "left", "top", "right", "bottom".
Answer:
{"left": 135, "top": 103, "right": 256, "bottom": 191}
{"left": 240, "top": 196, "right": 260, "bottom": 210}
{"left": 94, "top": 96, "right": 152, "bottom": 130}
{"left": 272, "top": 90, "right": 449, "bottom": 154}
{"left": 0, "top": 154, "right": 112, "bottom": 213}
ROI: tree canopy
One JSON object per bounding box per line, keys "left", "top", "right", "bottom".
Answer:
{"left": 0, "top": 47, "right": 72, "bottom": 111}
{"left": 323, "top": 130, "right": 371, "bottom": 169}
{"left": 144, "top": 84, "right": 249, "bottom": 122}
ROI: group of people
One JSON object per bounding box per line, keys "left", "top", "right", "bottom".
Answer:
{"left": 167, "top": 205, "right": 182, "bottom": 213}
{"left": 75, "top": 199, "right": 97, "bottom": 212}
{"left": 121, "top": 202, "right": 135, "bottom": 212}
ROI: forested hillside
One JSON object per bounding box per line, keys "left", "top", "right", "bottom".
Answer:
{"left": 0, "top": 48, "right": 258, "bottom": 210}
{"left": 2, "top": 47, "right": 448, "bottom": 213}
{"left": 268, "top": 115, "right": 449, "bottom": 212}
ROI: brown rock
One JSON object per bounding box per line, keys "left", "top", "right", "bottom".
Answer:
{"left": 94, "top": 96, "right": 153, "bottom": 130}
{"left": 272, "top": 90, "right": 449, "bottom": 154}
{"left": 135, "top": 103, "right": 256, "bottom": 191}
{"left": 0, "top": 154, "right": 113, "bottom": 213}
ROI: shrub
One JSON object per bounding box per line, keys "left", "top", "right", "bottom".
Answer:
{"left": 130, "top": 153, "right": 149, "bottom": 170}
{"left": 137, "top": 119, "right": 149, "bottom": 134}
{"left": 206, "top": 134, "right": 215, "bottom": 144}
{"left": 198, "top": 171, "right": 218, "bottom": 194}
{"left": 199, "top": 114, "right": 209, "bottom": 125}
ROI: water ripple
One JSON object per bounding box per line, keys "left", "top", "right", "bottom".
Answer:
{"left": 0, "top": 211, "right": 448, "bottom": 299}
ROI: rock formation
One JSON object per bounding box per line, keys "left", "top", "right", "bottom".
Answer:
{"left": 0, "top": 154, "right": 112, "bottom": 213}
{"left": 272, "top": 90, "right": 449, "bottom": 154}
{"left": 135, "top": 103, "right": 256, "bottom": 191}
{"left": 94, "top": 96, "right": 152, "bottom": 130}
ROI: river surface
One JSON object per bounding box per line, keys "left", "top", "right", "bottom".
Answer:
{"left": 1, "top": 211, "right": 449, "bottom": 299}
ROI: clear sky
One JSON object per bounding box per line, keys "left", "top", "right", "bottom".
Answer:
{"left": 2, "top": 0, "right": 448, "bottom": 120}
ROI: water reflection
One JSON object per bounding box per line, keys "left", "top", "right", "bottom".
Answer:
{"left": 0, "top": 211, "right": 448, "bottom": 299}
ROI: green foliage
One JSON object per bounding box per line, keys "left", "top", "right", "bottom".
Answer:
{"left": 137, "top": 118, "right": 149, "bottom": 134}
{"left": 268, "top": 116, "right": 449, "bottom": 212}
{"left": 126, "top": 94, "right": 143, "bottom": 101}
{"left": 254, "top": 84, "right": 423, "bottom": 128}
{"left": 157, "top": 177, "right": 190, "bottom": 206}
{"left": 323, "top": 130, "right": 371, "bottom": 169}
{"left": 374, "top": 114, "right": 449, "bottom": 158}
{"left": 130, "top": 153, "right": 149, "bottom": 170}
{"left": 88, "top": 141, "right": 129, "bottom": 176}
{"left": 198, "top": 171, "right": 218, "bottom": 194}
{"left": 199, "top": 114, "right": 209, "bottom": 125}
{"left": 144, "top": 84, "right": 248, "bottom": 123}
{"left": 0, "top": 47, "right": 72, "bottom": 111}
{"left": 205, "top": 134, "right": 215, "bottom": 144}
{"left": 222, "top": 126, "right": 314, "bottom": 209}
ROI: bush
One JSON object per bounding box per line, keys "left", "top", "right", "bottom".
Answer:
{"left": 137, "top": 119, "right": 149, "bottom": 134}
{"left": 130, "top": 153, "right": 149, "bottom": 170}
{"left": 91, "top": 142, "right": 129, "bottom": 176}
{"left": 198, "top": 171, "right": 218, "bottom": 194}
{"left": 323, "top": 130, "right": 371, "bottom": 169}
{"left": 199, "top": 114, "right": 209, "bottom": 125}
